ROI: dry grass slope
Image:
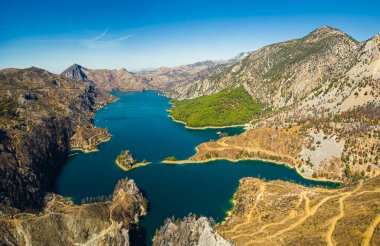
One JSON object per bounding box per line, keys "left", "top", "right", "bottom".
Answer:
{"left": 217, "top": 176, "right": 380, "bottom": 245}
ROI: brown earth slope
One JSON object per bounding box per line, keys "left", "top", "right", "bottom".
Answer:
{"left": 216, "top": 176, "right": 380, "bottom": 246}
{"left": 176, "top": 115, "right": 379, "bottom": 182}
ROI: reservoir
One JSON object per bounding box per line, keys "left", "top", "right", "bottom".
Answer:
{"left": 54, "top": 91, "right": 337, "bottom": 245}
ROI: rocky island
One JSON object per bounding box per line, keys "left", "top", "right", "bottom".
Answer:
{"left": 115, "top": 149, "right": 150, "bottom": 171}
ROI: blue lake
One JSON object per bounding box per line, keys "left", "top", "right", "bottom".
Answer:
{"left": 54, "top": 91, "right": 337, "bottom": 245}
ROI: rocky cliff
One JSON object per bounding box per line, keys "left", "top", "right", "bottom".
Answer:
{"left": 0, "top": 67, "right": 115, "bottom": 210}
{"left": 0, "top": 178, "right": 147, "bottom": 245}
{"left": 153, "top": 215, "right": 232, "bottom": 246}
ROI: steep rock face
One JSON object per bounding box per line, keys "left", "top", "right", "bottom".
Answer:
{"left": 153, "top": 215, "right": 232, "bottom": 246}
{"left": 348, "top": 34, "right": 380, "bottom": 81}
{"left": 61, "top": 64, "right": 88, "bottom": 81}
{"left": 290, "top": 33, "right": 380, "bottom": 116}
{"left": 0, "top": 178, "right": 147, "bottom": 246}
{"left": 0, "top": 67, "right": 115, "bottom": 210}
{"left": 167, "top": 26, "right": 358, "bottom": 108}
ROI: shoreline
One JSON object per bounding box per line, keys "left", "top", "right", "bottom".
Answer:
{"left": 70, "top": 96, "right": 119, "bottom": 154}
{"left": 162, "top": 157, "right": 342, "bottom": 185}
{"left": 115, "top": 159, "right": 151, "bottom": 172}
{"left": 164, "top": 108, "right": 342, "bottom": 184}
{"left": 167, "top": 113, "right": 248, "bottom": 130}
{"left": 70, "top": 135, "right": 112, "bottom": 154}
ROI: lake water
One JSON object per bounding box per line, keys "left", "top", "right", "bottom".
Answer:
{"left": 54, "top": 91, "right": 337, "bottom": 245}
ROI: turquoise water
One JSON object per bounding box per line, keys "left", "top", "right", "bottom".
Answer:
{"left": 54, "top": 91, "right": 337, "bottom": 245}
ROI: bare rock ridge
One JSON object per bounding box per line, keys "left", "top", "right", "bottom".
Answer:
{"left": 61, "top": 63, "right": 88, "bottom": 81}
{"left": 0, "top": 178, "right": 147, "bottom": 246}
{"left": 167, "top": 26, "right": 361, "bottom": 104}
{"left": 153, "top": 215, "right": 232, "bottom": 246}
{"left": 0, "top": 67, "right": 115, "bottom": 210}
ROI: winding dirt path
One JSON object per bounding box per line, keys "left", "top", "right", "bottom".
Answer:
{"left": 223, "top": 183, "right": 266, "bottom": 235}
{"left": 362, "top": 214, "right": 380, "bottom": 246}
{"left": 244, "top": 192, "right": 341, "bottom": 245}
{"left": 325, "top": 181, "right": 363, "bottom": 246}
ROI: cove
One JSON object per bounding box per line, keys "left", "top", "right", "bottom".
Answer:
{"left": 54, "top": 91, "right": 338, "bottom": 245}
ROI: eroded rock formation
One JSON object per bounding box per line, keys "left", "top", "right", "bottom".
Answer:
{"left": 0, "top": 178, "right": 147, "bottom": 246}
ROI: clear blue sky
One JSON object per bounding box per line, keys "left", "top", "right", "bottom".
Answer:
{"left": 0, "top": 0, "right": 379, "bottom": 73}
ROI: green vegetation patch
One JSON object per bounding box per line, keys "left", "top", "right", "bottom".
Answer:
{"left": 164, "top": 156, "right": 177, "bottom": 161}
{"left": 170, "top": 86, "right": 263, "bottom": 127}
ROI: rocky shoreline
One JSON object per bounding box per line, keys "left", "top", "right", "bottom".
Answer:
{"left": 0, "top": 67, "right": 116, "bottom": 210}
{"left": 115, "top": 149, "right": 150, "bottom": 172}
{"left": 164, "top": 120, "right": 379, "bottom": 183}
{"left": 0, "top": 68, "right": 151, "bottom": 245}
{"left": 168, "top": 113, "right": 248, "bottom": 130}
{"left": 215, "top": 177, "right": 380, "bottom": 245}
{"left": 0, "top": 178, "right": 147, "bottom": 245}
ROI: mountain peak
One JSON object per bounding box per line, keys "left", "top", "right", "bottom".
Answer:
{"left": 371, "top": 33, "right": 380, "bottom": 42}
{"left": 61, "top": 64, "right": 87, "bottom": 81}
{"left": 305, "top": 26, "right": 357, "bottom": 43}
{"left": 308, "top": 26, "right": 344, "bottom": 37}
{"left": 69, "top": 63, "right": 83, "bottom": 69}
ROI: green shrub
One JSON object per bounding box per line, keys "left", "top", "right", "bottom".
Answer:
{"left": 164, "top": 156, "right": 177, "bottom": 161}
{"left": 170, "top": 86, "right": 263, "bottom": 127}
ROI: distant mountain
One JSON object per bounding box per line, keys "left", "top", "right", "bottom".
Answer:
{"left": 133, "top": 59, "right": 228, "bottom": 91}
{"left": 167, "top": 26, "right": 361, "bottom": 105}
{"left": 228, "top": 52, "right": 249, "bottom": 62}
{"left": 61, "top": 64, "right": 144, "bottom": 91}
{"left": 166, "top": 26, "right": 380, "bottom": 184}
{"left": 61, "top": 63, "right": 88, "bottom": 81}
{"left": 61, "top": 59, "right": 227, "bottom": 92}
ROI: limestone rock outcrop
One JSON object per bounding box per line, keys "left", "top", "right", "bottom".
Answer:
{"left": 153, "top": 215, "right": 232, "bottom": 246}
